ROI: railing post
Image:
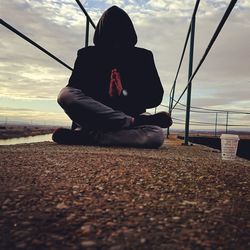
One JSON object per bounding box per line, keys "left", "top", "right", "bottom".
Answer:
{"left": 226, "top": 111, "right": 229, "bottom": 134}
{"left": 85, "top": 18, "right": 90, "bottom": 47}
{"left": 215, "top": 112, "right": 218, "bottom": 136}
{"left": 167, "top": 89, "right": 173, "bottom": 138}
{"left": 184, "top": 15, "right": 196, "bottom": 145}
{"left": 170, "top": 80, "right": 176, "bottom": 113}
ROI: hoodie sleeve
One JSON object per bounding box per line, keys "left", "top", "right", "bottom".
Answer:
{"left": 122, "top": 50, "right": 164, "bottom": 109}
{"left": 66, "top": 48, "right": 106, "bottom": 99}
{"left": 67, "top": 49, "right": 86, "bottom": 90}
{"left": 142, "top": 51, "right": 164, "bottom": 108}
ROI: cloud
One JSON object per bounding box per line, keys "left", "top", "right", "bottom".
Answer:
{"left": 1, "top": 0, "right": 250, "bottom": 129}
{"left": 147, "top": 0, "right": 168, "bottom": 9}
{"left": 105, "top": 0, "right": 125, "bottom": 7}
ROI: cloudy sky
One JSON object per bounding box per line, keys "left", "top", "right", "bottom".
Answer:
{"left": 1, "top": 0, "right": 250, "bottom": 130}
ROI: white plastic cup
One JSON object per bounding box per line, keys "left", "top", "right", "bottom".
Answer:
{"left": 220, "top": 134, "right": 239, "bottom": 160}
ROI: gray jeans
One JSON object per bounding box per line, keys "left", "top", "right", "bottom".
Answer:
{"left": 57, "top": 87, "right": 164, "bottom": 148}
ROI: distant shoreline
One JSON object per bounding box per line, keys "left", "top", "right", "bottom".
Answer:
{"left": 0, "top": 125, "right": 57, "bottom": 140}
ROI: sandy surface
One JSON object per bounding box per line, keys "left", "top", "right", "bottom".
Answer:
{"left": 0, "top": 137, "right": 249, "bottom": 249}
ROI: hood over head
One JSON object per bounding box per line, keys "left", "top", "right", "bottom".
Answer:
{"left": 93, "top": 6, "right": 137, "bottom": 48}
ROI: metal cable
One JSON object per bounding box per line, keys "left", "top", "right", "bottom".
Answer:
{"left": 0, "top": 19, "right": 73, "bottom": 71}
{"left": 160, "top": 104, "right": 217, "bottom": 113}
{"left": 172, "top": 117, "right": 250, "bottom": 127}
{"left": 170, "top": 98, "right": 250, "bottom": 114}
{"left": 171, "top": 0, "right": 238, "bottom": 111}
{"left": 75, "top": 0, "right": 96, "bottom": 29}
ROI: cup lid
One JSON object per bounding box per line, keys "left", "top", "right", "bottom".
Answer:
{"left": 220, "top": 134, "right": 239, "bottom": 140}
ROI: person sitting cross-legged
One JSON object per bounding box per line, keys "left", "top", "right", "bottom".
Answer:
{"left": 52, "top": 6, "right": 172, "bottom": 148}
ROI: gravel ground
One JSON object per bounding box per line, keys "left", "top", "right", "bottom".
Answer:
{"left": 0, "top": 137, "right": 249, "bottom": 250}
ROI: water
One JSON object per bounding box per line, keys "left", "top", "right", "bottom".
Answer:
{"left": 0, "top": 134, "right": 53, "bottom": 145}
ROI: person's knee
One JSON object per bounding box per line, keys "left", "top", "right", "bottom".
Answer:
{"left": 57, "top": 87, "right": 78, "bottom": 109}
{"left": 143, "top": 125, "right": 165, "bottom": 148}
{"left": 57, "top": 88, "right": 69, "bottom": 107}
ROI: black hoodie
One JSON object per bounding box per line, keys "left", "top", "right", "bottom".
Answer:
{"left": 67, "top": 6, "right": 164, "bottom": 116}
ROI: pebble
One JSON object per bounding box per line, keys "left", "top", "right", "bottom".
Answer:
{"left": 21, "top": 221, "right": 31, "bottom": 226}
{"left": 16, "top": 242, "right": 27, "bottom": 249}
{"left": 32, "top": 239, "right": 42, "bottom": 245}
{"left": 106, "top": 221, "right": 115, "bottom": 227}
{"left": 51, "top": 234, "right": 64, "bottom": 241}
{"left": 66, "top": 213, "right": 76, "bottom": 221}
{"left": 3, "top": 198, "right": 11, "bottom": 205}
{"left": 182, "top": 200, "right": 197, "bottom": 205}
{"left": 81, "top": 241, "right": 96, "bottom": 247}
{"left": 110, "top": 245, "right": 123, "bottom": 250}
{"left": 81, "top": 225, "right": 92, "bottom": 234}
{"left": 56, "top": 202, "right": 69, "bottom": 209}
{"left": 172, "top": 216, "right": 180, "bottom": 221}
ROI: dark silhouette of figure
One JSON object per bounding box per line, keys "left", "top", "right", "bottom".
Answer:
{"left": 52, "top": 6, "right": 172, "bottom": 148}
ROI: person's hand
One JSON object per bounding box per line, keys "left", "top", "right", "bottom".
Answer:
{"left": 109, "top": 68, "right": 123, "bottom": 97}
